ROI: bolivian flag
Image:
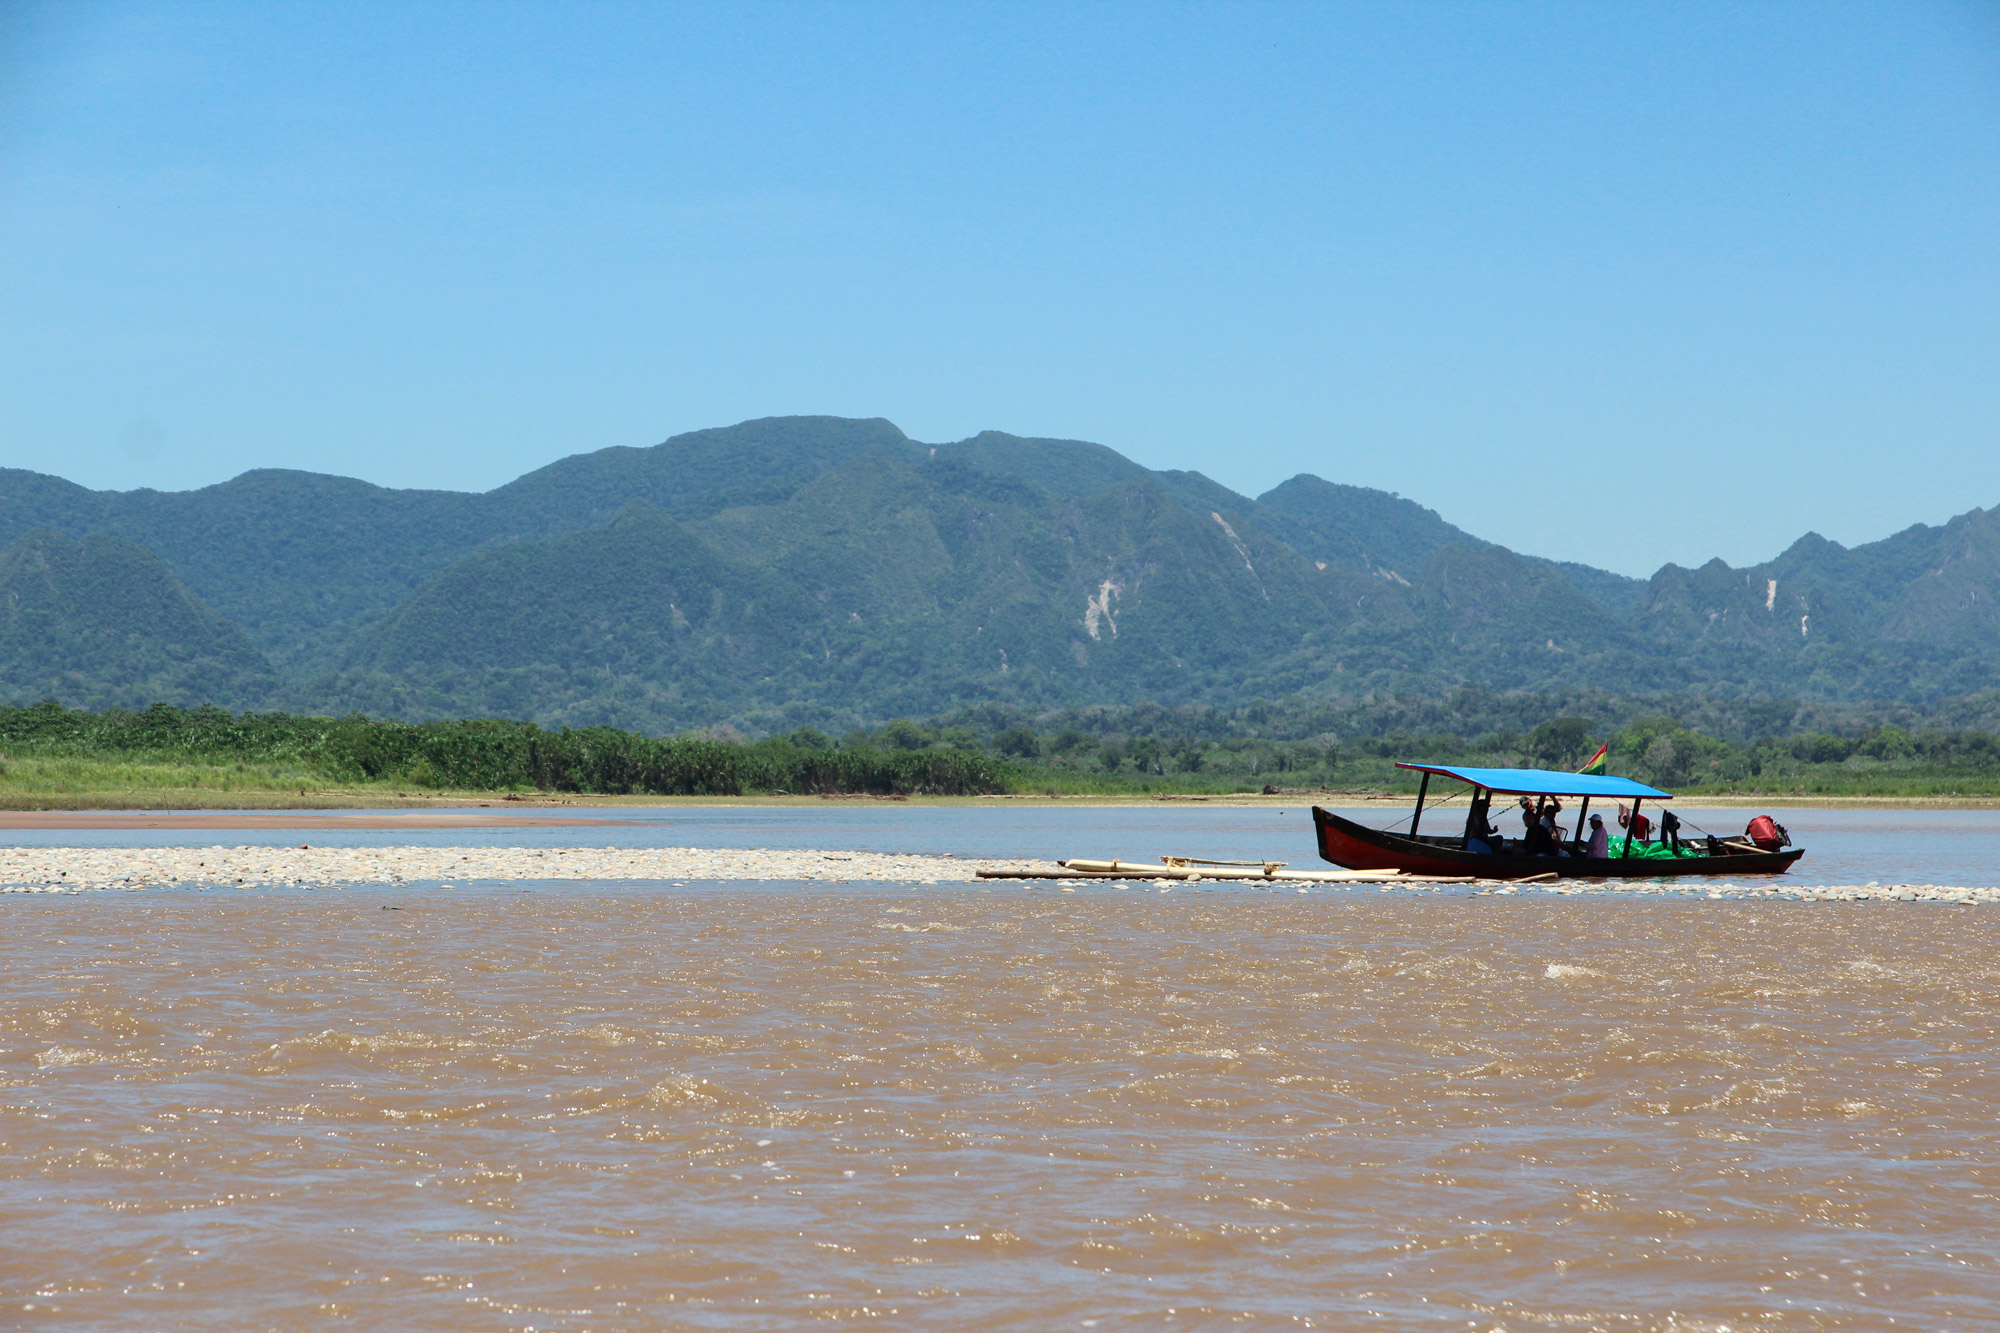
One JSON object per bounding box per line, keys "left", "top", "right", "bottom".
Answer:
{"left": 1577, "top": 742, "right": 1609, "bottom": 775}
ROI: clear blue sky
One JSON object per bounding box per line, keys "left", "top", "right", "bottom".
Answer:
{"left": 3, "top": 2, "right": 1996, "bottom": 576}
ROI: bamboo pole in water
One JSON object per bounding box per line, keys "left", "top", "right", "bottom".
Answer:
{"left": 976, "top": 860, "right": 1475, "bottom": 884}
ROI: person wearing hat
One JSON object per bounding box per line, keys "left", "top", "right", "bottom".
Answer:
{"left": 1585, "top": 812, "right": 1610, "bottom": 859}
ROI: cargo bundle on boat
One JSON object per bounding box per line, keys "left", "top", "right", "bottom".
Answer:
{"left": 1313, "top": 763, "right": 1804, "bottom": 880}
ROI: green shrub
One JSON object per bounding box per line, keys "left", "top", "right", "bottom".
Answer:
{"left": 0, "top": 701, "right": 1011, "bottom": 797}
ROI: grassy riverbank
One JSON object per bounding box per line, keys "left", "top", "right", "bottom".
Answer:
{"left": 5, "top": 700, "right": 2000, "bottom": 809}
{"left": 0, "top": 755, "right": 442, "bottom": 809}
{"left": 0, "top": 702, "right": 1010, "bottom": 805}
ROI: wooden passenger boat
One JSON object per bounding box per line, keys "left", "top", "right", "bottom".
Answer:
{"left": 1313, "top": 763, "right": 1805, "bottom": 880}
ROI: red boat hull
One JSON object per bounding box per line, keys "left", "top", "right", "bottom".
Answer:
{"left": 1313, "top": 806, "right": 1804, "bottom": 880}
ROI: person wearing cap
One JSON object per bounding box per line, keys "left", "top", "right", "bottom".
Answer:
{"left": 1585, "top": 812, "right": 1610, "bottom": 859}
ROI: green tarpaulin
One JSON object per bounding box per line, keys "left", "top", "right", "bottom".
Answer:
{"left": 1605, "top": 837, "right": 1698, "bottom": 860}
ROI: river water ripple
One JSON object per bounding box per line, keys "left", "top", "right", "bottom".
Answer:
{"left": 5, "top": 883, "right": 1996, "bottom": 1329}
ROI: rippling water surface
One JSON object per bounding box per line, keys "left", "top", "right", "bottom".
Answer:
{"left": 6, "top": 881, "right": 1997, "bottom": 1329}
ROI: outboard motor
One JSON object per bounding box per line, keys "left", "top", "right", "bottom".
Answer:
{"left": 1745, "top": 815, "right": 1791, "bottom": 850}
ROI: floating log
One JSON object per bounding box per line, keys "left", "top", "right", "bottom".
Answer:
{"left": 976, "top": 869, "right": 1159, "bottom": 881}
{"left": 1160, "top": 856, "right": 1286, "bottom": 871}
{"left": 975, "top": 860, "right": 1477, "bottom": 886}
{"left": 1061, "top": 858, "right": 1398, "bottom": 883}
{"left": 976, "top": 860, "right": 1400, "bottom": 880}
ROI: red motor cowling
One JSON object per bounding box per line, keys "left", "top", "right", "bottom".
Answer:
{"left": 1745, "top": 815, "right": 1790, "bottom": 850}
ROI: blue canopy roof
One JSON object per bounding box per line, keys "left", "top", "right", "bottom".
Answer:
{"left": 1395, "top": 763, "right": 1672, "bottom": 800}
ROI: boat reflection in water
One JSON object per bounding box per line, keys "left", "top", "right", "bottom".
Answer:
{"left": 1314, "top": 762, "right": 1805, "bottom": 880}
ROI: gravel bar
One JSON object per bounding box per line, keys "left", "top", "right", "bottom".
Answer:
{"left": 0, "top": 845, "right": 1045, "bottom": 892}
{"left": 0, "top": 845, "right": 1994, "bottom": 901}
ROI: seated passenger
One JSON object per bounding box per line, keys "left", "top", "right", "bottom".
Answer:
{"left": 1519, "top": 795, "right": 1562, "bottom": 854}
{"left": 1522, "top": 809, "right": 1555, "bottom": 856}
{"left": 1538, "top": 809, "right": 1566, "bottom": 856}
{"left": 1585, "top": 813, "right": 1609, "bottom": 858}
{"left": 1462, "top": 794, "right": 1501, "bottom": 854}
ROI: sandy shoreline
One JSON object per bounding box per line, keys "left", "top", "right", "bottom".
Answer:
{"left": 0, "top": 845, "right": 1045, "bottom": 893}
{"left": 4, "top": 792, "right": 2000, "bottom": 824}
{"left": 0, "top": 810, "right": 634, "bottom": 830}
{"left": 1, "top": 843, "right": 1993, "bottom": 903}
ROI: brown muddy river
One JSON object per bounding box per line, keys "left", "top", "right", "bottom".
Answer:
{"left": 5, "top": 885, "right": 1997, "bottom": 1329}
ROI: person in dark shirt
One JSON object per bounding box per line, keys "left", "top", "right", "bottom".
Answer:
{"left": 1463, "top": 792, "right": 1500, "bottom": 853}
{"left": 1518, "top": 796, "right": 1555, "bottom": 856}
{"left": 1539, "top": 806, "right": 1567, "bottom": 856}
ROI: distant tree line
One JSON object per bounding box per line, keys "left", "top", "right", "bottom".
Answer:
{"left": 0, "top": 701, "right": 1007, "bottom": 797}
{"left": 907, "top": 686, "right": 2000, "bottom": 747}
{"left": 827, "top": 701, "right": 2000, "bottom": 794}
{"left": 9, "top": 692, "right": 2000, "bottom": 798}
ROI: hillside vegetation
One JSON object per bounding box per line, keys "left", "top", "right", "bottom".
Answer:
{"left": 0, "top": 531, "right": 275, "bottom": 709}
{"left": 7, "top": 701, "right": 2000, "bottom": 807}
{"left": 2, "top": 415, "right": 1998, "bottom": 731}
{"left": 0, "top": 701, "right": 1006, "bottom": 801}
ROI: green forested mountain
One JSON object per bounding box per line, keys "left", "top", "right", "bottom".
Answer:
{"left": 2, "top": 416, "right": 1996, "bottom": 731}
{"left": 0, "top": 530, "right": 277, "bottom": 710}
{"left": 0, "top": 417, "right": 920, "bottom": 672}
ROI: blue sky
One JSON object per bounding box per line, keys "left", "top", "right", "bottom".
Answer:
{"left": 3, "top": 1, "right": 1996, "bottom": 576}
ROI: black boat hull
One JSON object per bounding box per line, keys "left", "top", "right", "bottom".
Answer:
{"left": 1313, "top": 806, "right": 1804, "bottom": 880}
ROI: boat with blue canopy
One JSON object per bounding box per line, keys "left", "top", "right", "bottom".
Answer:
{"left": 1312, "top": 762, "right": 1804, "bottom": 880}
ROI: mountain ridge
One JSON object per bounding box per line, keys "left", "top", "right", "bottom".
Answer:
{"left": 3, "top": 415, "right": 1995, "bottom": 730}
{"left": 0, "top": 530, "right": 277, "bottom": 711}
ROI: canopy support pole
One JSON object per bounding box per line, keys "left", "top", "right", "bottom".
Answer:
{"left": 1622, "top": 798, "right": 1641, "bottom": 858}
{"left": 1410, "top": 771, "right": 1431, "bottom": 838}
{"left": 1574, "top": 796, "right": 1590, "bottom": 853}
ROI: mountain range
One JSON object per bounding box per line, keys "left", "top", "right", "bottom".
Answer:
{"left": 2, "top": 415, "right": 1994, "bottom": 732}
